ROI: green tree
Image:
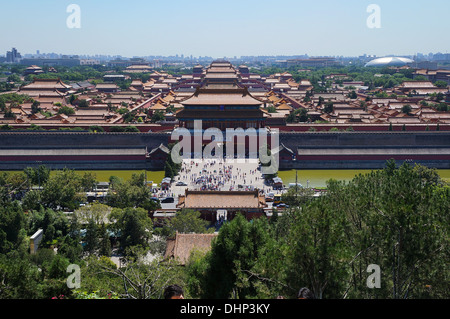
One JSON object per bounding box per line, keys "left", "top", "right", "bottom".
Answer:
{"left": 28, "top": 208, "right": 69, "bottom": 247}
{"left": 109, "top": 207, "right": 153, "bottom": 255}
{"left": 47, "top": 254, "right": 70, "bottom": 279}
{"left": 89, "top": 125, "right": 105, "bottom": 132}
{"left": 108, "top": 175, "right": 122, "bottom": 189}
{"left": 267, "top": 105, "right": 277, "bottom": 113}
{"left": 124, "top": 125, "right": 139, "bottom": 132}
{"left": 371, "top": 163, "right": 448, "bottom": 298}
{"left": 163, "top": 209, "right": 213, "bottom": 237}
{"left": 80, "top": 172, "right": 98, "bottom": 192}
{"left": 401, "top": 104, "right": 412, "bottom": 115}
{"left": 24, "top": 165, "right": 50, "bottom": 188}
{"left": 77, "top": 99, "right": 89, "bottom": 107}
{"left": 74, "top": 256, "right": 120, "bottom": 298}
{"left": 164, "top": 145, "right": 181, "bottom": 179}
{"left": 109, "top": 126, "right": 125, "bottom": 132}
{"left": 285, "top": 187, "right": 352, "bottom": 299}
{"left": 75, "top": 202, "right": 111, "bottom": 225}
{"left": 40, "top": 169, "right": 85, "bottom": 210}
{"left": 106, "top": 173, "right": 159, "bottom": 211}
{"left": 281, "top": 186, "right": 315, "bottom": 207}
{"left": 22, "top": 190, "right": 42, "bottom": 211}
{"left": 348, "top": 91, "right": 357, "bottom": 99}
{"left": 0, "top": 100, "right": 6, "bottom": 112}
{"left": 185, "top": 249, "right": 212, "bottom": 298}
{"left": 434, "top": 80, "right": 448, "bottom": 88}
{"left": 57, "top": 105, "right": 75, "bottom": 115}
{"left": 436, "top": 103, "right": 449, "bottom": 112}
{"left": 73, "top": 203, "right": 113, "bottom": 256}
{"left": 0, "top": 203, "right": 27, "bottom": 254}
{"left": 7, "top": 74, "right": 21, "bottom": 83}
{"left": 57, "top": 233, "right": 83, "bottom": 264}
{"left": 313, "top": 161, "right": 449, "bottom": 299}
{"left": 435, "top": 92, "right": 444, "bottom": 101}
{"left": 84, "top": 219, "right": 99, "bottom": 256}
{"left": 69, "top": 94, "right": 76, "bottom": 105}
{"left": 0, "top": 123, "right": 13, "bottom": 131}
{"left": 286, "top": 113, "right": 296, "bottom": 123}
{"left": 0, "top": 253, "right": 42, "bottom": 298}
{"left": 318, "top": 96, "right": 324, "bottom": 106}
{"left": 27, "top": 124, "right": 43, "bottom": 131}
{"left": 297, "top": 108, "right": 309, "bottom": 122}
{"left": 31, "top": 100, "right": 41, "bottom": 114}
{"left": 151, "top": 111, "right": 165, "bottom": 123}
{"left": 196, "top": 214, "right": 272, "bottom": 299}
{"left": 98, "top": 223, "right": 112, "bottom": 257}
{"left": 3, "top": 107, "right": 16, "bottom": 119}
{"left": 164, "top": 161, "right": 174, "bottom": 179}
{"left": 97, "top": 255, "right": 184, "bottom": 299}
{"left": 323, "top": 101, "right": 334, "bottom": 114}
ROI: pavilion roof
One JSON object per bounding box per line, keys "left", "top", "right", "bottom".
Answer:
{"left": 399, "top": 81, "right": 435, "bottom": 89}
{"left": 176, "top": 108, "right": 265, "bottom": 119}
{"left": 276, "top": 103, "right": 293, "bottom": 110}
{"left": 164, "top": 232, "right": 218, "bottom": 265}
{"left": 177, "top": 190, "right": 267, "bottom": 209}
{"left": 181, "top": 86, "right": 263, "bottom": 106}
{"left": 150, "top": 103, "right": 167, "bottom": 110}
{"left": 20, "top": 78, "right": 72, "bottom": 90}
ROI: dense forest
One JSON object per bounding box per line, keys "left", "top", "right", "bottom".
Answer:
{"left": 0, "top": 160, "right": 448, "bottom": 299}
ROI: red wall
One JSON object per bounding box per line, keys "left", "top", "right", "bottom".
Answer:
{"left": 6, "top": 123, "right": 450, "bottom": 133}
{"left": 271, "top": 124, "right": 450, "bottom": 132}
{"left": 6, "top": 124, "right": 175, "bottom": 132}
{"left": 0, "top": 155, "right": 146, "bottom": 161}
{"left": 296, "top": 155, "right": 450, "bottom": 161}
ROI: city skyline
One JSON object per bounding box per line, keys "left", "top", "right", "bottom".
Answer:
{"left": 0, "top": 0, "right": 449, "bottom": 59}
{"left": 5, "top": 48, "right": 450, "bottom": 60}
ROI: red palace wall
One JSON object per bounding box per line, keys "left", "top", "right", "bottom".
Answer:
{"left": 271, "top": 123, "right": 450, "bottom": 132}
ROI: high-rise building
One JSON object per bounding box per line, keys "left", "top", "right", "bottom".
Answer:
{"left": 6, "top": 47, "right": 21, "bottom": 63}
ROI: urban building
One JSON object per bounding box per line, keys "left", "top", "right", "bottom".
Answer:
{"left": 6, "top": 47, "right": 21, "bottom": 63}
{"left": 20, "top": 57, "right": 81, "bottom": 67}
{"left": 365, "top": 56, "right": 414, "bottom": 67}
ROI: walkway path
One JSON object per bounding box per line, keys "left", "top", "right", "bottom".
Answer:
{"left": 157, "top": 158, "right": 279, "bottom": 200}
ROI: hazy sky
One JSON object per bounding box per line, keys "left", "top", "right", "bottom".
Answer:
{"left": 0, "top": 0, "right": 449, "bottom": 58}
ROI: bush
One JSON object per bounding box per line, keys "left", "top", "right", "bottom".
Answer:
{"left": 401, "top": 104, "right": 412, "bottom": 114}
{"left": 124, "top": 126, "right": 139, "bottom": 132}
{"left": 77, "top": 99, "right": 89, "bottom": 107}
{"left": 89, "top": 125, "right": 104, "bottom": 133}
{"left": 109, "top": 126, "right": 125, "bottom": 132}
{"left": 436, "top": 103, "right": 449, "bottom": 112}
{"left": 0, "top": 124, "right": 13, "bottom": 130}
{"left": 58, "top": 106, "right": 75, "bottom": 116}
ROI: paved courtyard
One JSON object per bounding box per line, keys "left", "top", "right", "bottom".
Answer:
{"left": 157, "top": 158, "right": 279, "bottom": 208}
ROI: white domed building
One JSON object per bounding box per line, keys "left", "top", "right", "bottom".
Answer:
{"left": 365, "top": 56, "right": 414, "bottom": 67}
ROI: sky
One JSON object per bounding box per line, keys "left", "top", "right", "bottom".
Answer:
{"left": 0, "top": 0, "right": 449, "bottom": 58}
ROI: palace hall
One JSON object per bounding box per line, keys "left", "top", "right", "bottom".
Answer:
{"left": 176, "top": 60, "right": 266, "bottom": 130}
